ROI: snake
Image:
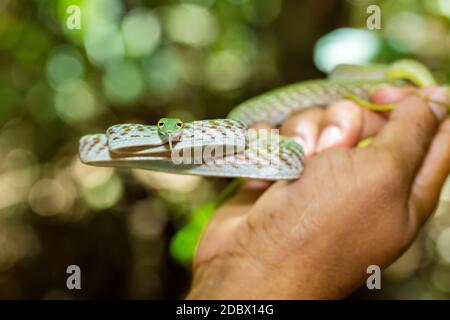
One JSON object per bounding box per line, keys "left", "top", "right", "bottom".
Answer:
{"left": 78, "top": 59, "right": 449, "bottom": 181}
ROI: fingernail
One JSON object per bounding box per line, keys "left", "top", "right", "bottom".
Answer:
{"left": 421, "top": 87, "right": 449, "bottom": 121}
{"left": 317, "top": 125, "right": 342, "bottom": 152}
{"left": 371, "top": 85, "right": 401, "bottom": 104}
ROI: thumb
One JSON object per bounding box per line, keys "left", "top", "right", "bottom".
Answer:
{"left": 371, "top": 86, "right": 449, "bottom": 182}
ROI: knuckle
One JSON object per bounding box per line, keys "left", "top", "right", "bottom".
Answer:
{"left": 409, "top": 120, "right": 433, "bottom": 152}
{"left": 372, "top": 148, "right": 405, "bottom": 193}
{"left": 328, "top": 100, "right": 361, "bottom": 117}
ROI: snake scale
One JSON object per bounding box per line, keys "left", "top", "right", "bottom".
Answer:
{"left": 79, "top": 60, "right": 444, "bottom": 180}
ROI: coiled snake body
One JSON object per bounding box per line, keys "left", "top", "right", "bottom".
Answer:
{"left": 79, "top": 60, "right": 443, "bottom": 180}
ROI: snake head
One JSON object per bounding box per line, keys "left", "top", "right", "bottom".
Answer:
{"left": 157, "top": 118, "right": 184, "bottom": 150}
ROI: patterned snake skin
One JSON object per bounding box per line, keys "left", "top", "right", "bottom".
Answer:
{"left": 79, "top": 79, "right": 404, "bottom": 180}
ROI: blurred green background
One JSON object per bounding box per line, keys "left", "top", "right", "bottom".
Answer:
{"left": 0, "top": 0, "right": 449, "bottom": 299}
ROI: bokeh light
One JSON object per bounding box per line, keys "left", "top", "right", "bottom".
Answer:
{"left": 132, "top": 169, "right": 202, "bottom": 193}
{"left": 205, "top": 50, "right": 251, "bottom": 91}
{"left": 143, "top": 47, "right": 185, "bottom": 99}
{"left": 46, "top": 46, "right": 85, "bottom": 89}
{"left": 82, "top": 172, "right": 123, "bottom": 209}
{"left": 241, "top": 0, "right": 281, "bottom": 25}
{"left": 54, "top": 80, "right": 99, "bottom": 125}
{"left": 165, "top": 4, "right": 218, "bottom": 47}
{"left": 73, "top": 161, "right": 124, "bottom": 210}
{"left": 84, "top": 23, "right": 125, "bottom": 67}
{"left": 122, "top": 8, "right": 161, "bottom": 58}
{"left": 28, "top": 179, "right": 67, "bottom": 216}
{"left": 437, "top": 228, "right": 450, "bottom": 263}
{"left": 102, "top": 60, "right": 144, "bottom": 104}
{"left": 314, "top": 28, "right": 381, "bottom": 73}
{"left": 385, "top": 12, "right": 428, "bottom": 53}
{"left": 426, "top": 0, "right": 450, "bottom": 19}
{"left": 128, "top": 200, "right": 168, "bottom": 240}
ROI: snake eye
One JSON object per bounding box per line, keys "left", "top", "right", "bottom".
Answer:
{"left": 157, "top": 121, "right": 164, "bottom": 128}
{"left": 176, "top": 122, "right": 183, "bottom": 128}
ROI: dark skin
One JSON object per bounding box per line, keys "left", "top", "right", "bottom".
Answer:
{"left": 187, "top": 86, "right": 450, "bottom": 299}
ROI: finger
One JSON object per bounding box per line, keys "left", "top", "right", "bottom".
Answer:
{"left": 360, "top": 108, "right": 387, "bottom": 138}
{"left": 250, "top": 122, "right": 274, "bottom": 130}
{"left": 280, "top": 107, "right": 324, "bottom": 157}
{"left": 411, "top": 118, "right": 450, "bottom": 225}
{"left": 371, "top": 86, "right": 417, "bottom": 105}
{"left": 371, "top": 86, "right": 449, "bottom": 182}
{"left": 213, "top": 182, "right": 265, "bottom": 221}
{"left": 316, "top": 100, "right": 385, "bottom": 152}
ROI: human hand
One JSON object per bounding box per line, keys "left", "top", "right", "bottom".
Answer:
{"left": 187, "top": 86, "right": 450, "bottom": 299}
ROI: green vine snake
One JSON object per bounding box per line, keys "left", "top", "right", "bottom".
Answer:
{"left": 79, "top": 59, "right": 449, "bottom": 181}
